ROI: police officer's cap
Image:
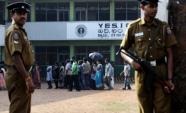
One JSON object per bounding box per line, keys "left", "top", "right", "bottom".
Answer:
{"left": 139, "top": 0, "right": 159, "bottom": 4}
{"left": 7, "top": 2, "right": 31, "bottom": 13}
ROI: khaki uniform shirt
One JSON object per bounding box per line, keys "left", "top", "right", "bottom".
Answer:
{"left": 120, "top": 18, "right": 177, "bottom": 61}
{"left": 5, "top": 21, "right": 34, "bottom": 67}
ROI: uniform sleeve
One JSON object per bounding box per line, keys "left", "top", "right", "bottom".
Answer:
{"left": 164, "top": 24, "right": 177, "bottom": 48}
{"left": 120, "top": 24, "right": 134, "bottom": 50}
{"left": 8, "top": 31, "right": 23, "bottom": 56}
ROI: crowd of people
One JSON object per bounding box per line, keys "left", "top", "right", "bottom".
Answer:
{"left": 45, "top": 57, "right": 119, "bottom": 91}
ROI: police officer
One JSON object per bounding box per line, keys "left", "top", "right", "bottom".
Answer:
{"left": 120, "top": 0, "right": 177, "bottom": 113}
{"left": 5, "top": 2, "right": 35, "bottom": 113}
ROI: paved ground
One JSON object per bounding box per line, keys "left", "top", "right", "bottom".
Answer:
{"left": 0, "top": 83, "right": 138, "bottom": 113}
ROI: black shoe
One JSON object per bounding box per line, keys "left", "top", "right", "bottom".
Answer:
{"left": 122, "top": 87, "right": 126, "bottom": 90}
{"left": 48, "top": 87, "right": 52, "bottom": 89}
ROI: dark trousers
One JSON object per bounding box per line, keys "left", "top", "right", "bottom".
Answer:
{"left": 47, "top": 81, "right": 52, "bottom": 89}
{"left": 124, "top": 76, "right": 131, "bottom": 89}
{"left": 69, "top": 75, "right": 80, "bottom": 91}
{"left": 90, "top": 79, "right": 96, "bottom": 90}
{"left": 84, "top": 73, "right": 90, "bottom": 89}
{"left": 64, "top": 75, "right": 71, "bottom": 88}
{"left": 54, "top": 79, "right": 59, "bottom": 89}
{"left": 59, "top": 75, "right": 65, "bottom": 88}
{"left": 104, "top": 76, "right": 112, "bottom": 89}
{"left": 79, "top": 73, "right": 85, "bottom": 89}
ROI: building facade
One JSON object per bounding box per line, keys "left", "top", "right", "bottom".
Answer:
{"left": 0, "top": 0, "right": 168, "bottom": 66}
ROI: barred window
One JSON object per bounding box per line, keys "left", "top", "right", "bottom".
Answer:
{"left": 115, "top": 0, "right": 140, "bottom": 20}
{"left": 0, "top": 1, "right": 5, "bottom": 24}
{"left": 35, "top": 46, "right": 70, "bottom": 65}
{"left": 35, "top": 2, "right": 69, "bottom": 21}
{"left": 75, "top": 1, "right": 110, "bottom": 21}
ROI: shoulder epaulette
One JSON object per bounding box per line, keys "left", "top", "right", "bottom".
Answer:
{"left": 128, "top": 18, "right": 141, "bottom": 27}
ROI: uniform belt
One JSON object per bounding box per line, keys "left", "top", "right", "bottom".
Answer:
{"left": 147, "top": 58, "right": 166, "bottom": 67}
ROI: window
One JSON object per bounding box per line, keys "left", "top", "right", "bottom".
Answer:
{"left": 46, "top": 3, "right": 57, "bottom": 21}
{"left": 115, "top": 0, "right": 140, "bottom": 20}
{"left": 59, "top": 3, "right": 69, "bottom": 21}
{"left": 35, "top": 2, "right": 69, "bottom": 21}
{"left": 75, "top": 1, "right": 110, "bottom": 21}
{"left": 115, "top": 1, "right": 127, "bottom": 20}
{"left": 35, "top": 46, "right": 70, "bottom": 65}
{"left": 75, "top": 3, "right": 86, "bottom": 21}
{"left": 0, "top": 1, "right": 5, "bottom": 24}
{"left": 99, "top": 2, "right": 110, "bottom": 20}
{"left": 35, "top": 3, "right": 47, "bottom": 21}
{"left": 87, "top": 2, "right": 98, "bottom": 21}
{"left": 127, "top": 1, "right": 139, "bottom": 20}
{"left": 58, "top": 46, "right": 70, "bottom": 63}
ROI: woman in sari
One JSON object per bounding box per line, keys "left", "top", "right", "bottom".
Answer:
{"left": 95, "top": 60, "right": 103, "bottom": 89}
{"left": 32, "top": 63, "right": 41, "bottom": 89}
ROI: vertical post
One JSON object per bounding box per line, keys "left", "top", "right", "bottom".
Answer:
{"left": 69, "top": 0, "right": 74, "bottom": 21}
{"left": 31, "top": 0, "right": 35, "bottom": 22}
{"left": 110, "top": 0, "right": 115, "bottom": 21}
{"left": 5, "top": 0, "right": 8, "bottom": 23}
{"left": 110, "top": 45, "right": 115, "bottom": 62}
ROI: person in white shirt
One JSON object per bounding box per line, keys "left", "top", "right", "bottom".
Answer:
{"left": 123, "top": 62, "right": 131, "bottom": 90}
{"left": 104, "top": 58, "right": 114, "bottom": 90}
{"left": 46, "top": 65, "right": 53, "bottom": 89}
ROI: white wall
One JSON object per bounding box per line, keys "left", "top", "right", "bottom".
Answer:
{"left": 157, "top": 0, "right": 169, "bottom": 22}
{"left": 25, "top": 22, "right": 67, "bottom": 40}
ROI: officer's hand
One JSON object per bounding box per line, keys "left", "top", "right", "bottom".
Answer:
{"left": 26, "top": 76, "right": 35, "bottom": 94}
{"left": 167, "top": 80, "right": 175, "bottom": 91}
{"left": 131, "top": 61, "right": 142, "bottom": 71}
{"left": 163, "top": 80, "right": 174, "bottom": 94}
